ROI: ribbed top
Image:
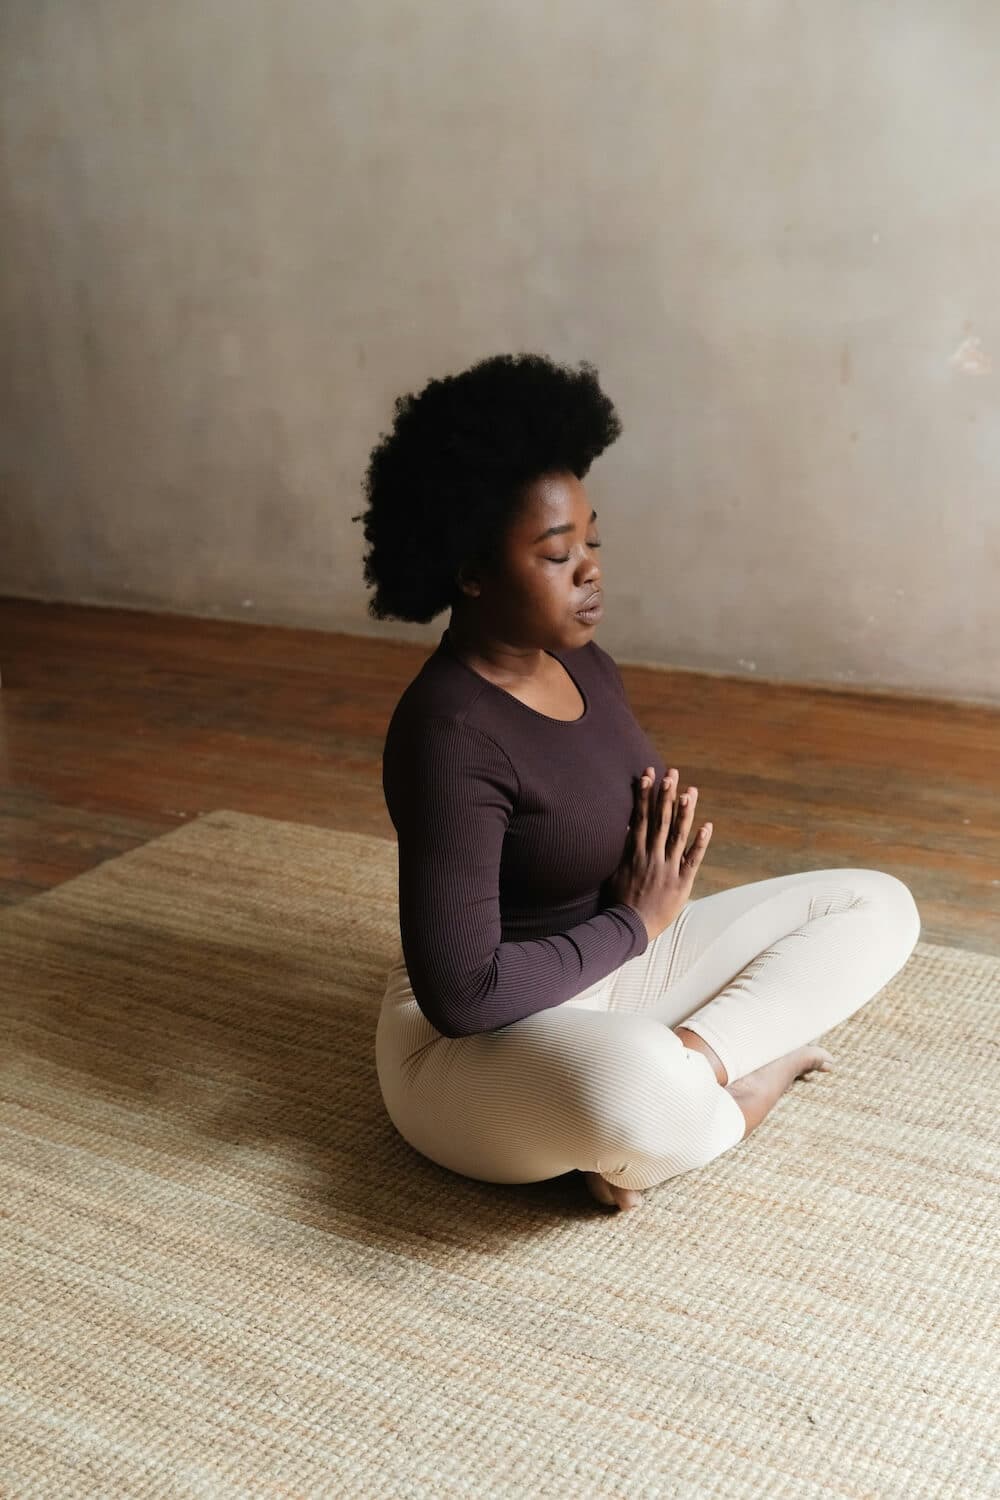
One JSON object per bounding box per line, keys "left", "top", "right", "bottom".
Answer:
{"left": 381, "top": 626, "right": 668, "bottom": 1037}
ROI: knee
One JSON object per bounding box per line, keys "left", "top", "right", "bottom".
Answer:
{"left": 874, "top": 871, "right": 922, "bottom": 953}
{"left": 593, "top": 1045, "right": 743, "bottom": 1185}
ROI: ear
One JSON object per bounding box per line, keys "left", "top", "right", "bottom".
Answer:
{"left": 455, "top": 562, "right": 482, "bottom": 599}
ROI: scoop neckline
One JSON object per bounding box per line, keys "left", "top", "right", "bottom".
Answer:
{"left": 440, "top": 629, "right": 590, "bottom": 724}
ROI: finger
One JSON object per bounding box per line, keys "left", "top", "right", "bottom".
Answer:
{"left": 649, "top": 769, "right": 676, "bottom": 856}
{"left": 681, "top": 822, "right": 713, "bottom": 874}
{"left": 631, "top": 768, "right": 653, "bottom": 834}
{"left": 667, "top": 784, "right": 697, "bottom": 861}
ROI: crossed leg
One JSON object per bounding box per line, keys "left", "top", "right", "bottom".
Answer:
{"left": 585, "top": 866, "right": 921, "bottom": 1209}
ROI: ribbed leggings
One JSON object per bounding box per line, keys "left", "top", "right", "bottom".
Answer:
{"left": 375, "top": 867, "right": 922, "bottom": 1191}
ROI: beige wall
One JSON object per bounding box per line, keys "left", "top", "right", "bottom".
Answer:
{"left": 1, "top": 1, "right": 998, "bottom": 704}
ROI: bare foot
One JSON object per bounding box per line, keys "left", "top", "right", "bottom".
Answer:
{"left": 793, "top": 1043, "right": 835, "bottom": 1077}
{"left": 727, "top": 1043, "right": 836, "bottom": 1139}
{"left": 582, "top": 1171, "right": 644, "bottom": 1212}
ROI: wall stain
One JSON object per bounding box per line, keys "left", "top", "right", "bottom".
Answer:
{"left": 949, "top": 336, "right": 993, "bottom": 375}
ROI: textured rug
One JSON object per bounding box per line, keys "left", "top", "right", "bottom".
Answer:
{"left": 1, "top": 810, "right": 998, "bottom": 1499}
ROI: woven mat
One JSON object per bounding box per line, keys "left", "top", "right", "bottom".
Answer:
{"left": 1, "top": 810, "right": 998, "bottom": 1499}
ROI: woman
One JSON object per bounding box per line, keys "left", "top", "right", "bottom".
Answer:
{"left": 354, "top": 352, "right": 921, "bottom": 1213}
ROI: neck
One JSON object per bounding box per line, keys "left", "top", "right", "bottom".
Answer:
{"left": 445, "top": 614, "right": 548, "bottom": 681}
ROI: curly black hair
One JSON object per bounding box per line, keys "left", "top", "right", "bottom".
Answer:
{"left": 351, "top": 351, "right": 623, "bottom": 622}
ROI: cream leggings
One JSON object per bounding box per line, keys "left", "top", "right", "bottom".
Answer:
{"left": 375, "top": 867, "right": 922, "bottom": 1191}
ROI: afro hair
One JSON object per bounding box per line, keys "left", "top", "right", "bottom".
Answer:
{"left": 352, "top": 351, "right": 623, "bottom": 622}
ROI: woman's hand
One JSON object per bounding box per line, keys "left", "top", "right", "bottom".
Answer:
{"left": 606, "top": 766, "right": 713, "bottom": 943}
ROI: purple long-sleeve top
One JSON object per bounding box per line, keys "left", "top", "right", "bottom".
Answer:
{"left": 381, "top": 625, "right": 669, "bottom": 1037}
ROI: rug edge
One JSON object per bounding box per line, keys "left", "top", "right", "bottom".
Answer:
{"left": 0, "top": 812, "right": 994, "bottom": 975}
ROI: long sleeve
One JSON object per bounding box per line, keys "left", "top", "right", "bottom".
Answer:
{"left": 383, "top": 714, "right": 649, "bottom": 1038}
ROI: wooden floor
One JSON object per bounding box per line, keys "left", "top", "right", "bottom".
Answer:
{"left": 2, "top": 598, "right": 998, "bottom": 955}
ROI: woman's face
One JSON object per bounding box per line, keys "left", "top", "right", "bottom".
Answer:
{"left": 463, "top": 470, "right": 604, "bottom": 650}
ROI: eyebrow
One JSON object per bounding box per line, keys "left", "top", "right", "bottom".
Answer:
{"left": 532, "top": 508, "right": 598, "bottom": 544}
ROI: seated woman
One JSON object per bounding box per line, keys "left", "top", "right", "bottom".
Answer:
{"left": 355, "top": 352, "right": 922, "bottom": 1213}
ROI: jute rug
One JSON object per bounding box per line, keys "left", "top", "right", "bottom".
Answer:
{"left": 1, "top": 811, "right": 998, "bottom": 1499}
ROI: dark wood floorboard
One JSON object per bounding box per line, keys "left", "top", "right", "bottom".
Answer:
{"left": 2, "top": 598, "right": 998, "bottom": 955}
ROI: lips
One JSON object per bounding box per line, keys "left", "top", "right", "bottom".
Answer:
{"left": 575, "top": 592, "right": 603, "bottom": 621}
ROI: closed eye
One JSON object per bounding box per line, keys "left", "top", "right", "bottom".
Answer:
{"left": 546, "top": 541, "right": 602, "bottom": 563}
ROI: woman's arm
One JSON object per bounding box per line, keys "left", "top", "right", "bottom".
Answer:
{"left": 383, "top": 714, "right": 648, "bottom": 1038}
